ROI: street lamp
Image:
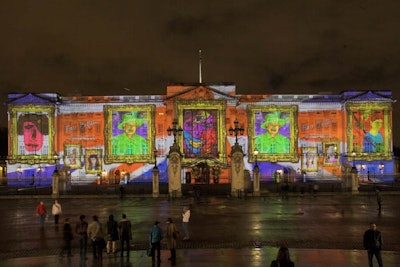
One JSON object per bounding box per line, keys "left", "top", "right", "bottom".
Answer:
{"left": 378, "top": 162, "right": 385, "bottom": 174}
{"left": 53, "top": 153, "right": 59, "bottom": 172}
{"left": 228, "top": 119, "right": 244, "bottom": 144}
{"left": 167, "top": 119, "right": 183, "bottom": 144}
{"left": 17, "top": 166, "right": 23, "bottom": 182}
{"left": 254, "top": 148, "right": 259, "bottom": 167}
{"left": 350, "top": 150, "right": 358, "bottom": 175}
{"left": 153, "top": 149, "right": 158, "bottom": 169}
{"left": 351, "top": 150, "right": 356, "bottom": 168}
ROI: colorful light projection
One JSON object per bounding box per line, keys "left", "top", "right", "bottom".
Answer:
{"left": 182, "top": 109, "right": 218, "bottom": 158}
{"left": 104, "top": 105, "right": 155, "bottom": 164}
{"left": 176, "top": 99, "right": 227, "bottom": 164}
{"left": 301, "top": 146, "right": 318, "bottom": 172}
{"left": 58, "top": 111, "right": 104, "bottom": 148}
{"left": 63, "top": 144, "right": 82, "bottom": 168}
{"left": 248, "top": 105, "right": 298, "bottom": 163}
{"left": 323, "top": 142, "right": 340, "bottom": 166}
{"left": 85, "top": 148, "right": 103, "bottom": 173}
{"left": 346, "top": 102, "right": 392, "bottom": 161}
{"left": 8, "top": 105, "right": 56, "bottom": 165}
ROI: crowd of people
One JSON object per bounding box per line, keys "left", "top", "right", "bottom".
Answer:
{"left": 34, "top": 200, "right": 190, "bottom": 264}
{"left": 35, "top": 199, "right": 386, "bottom": 266}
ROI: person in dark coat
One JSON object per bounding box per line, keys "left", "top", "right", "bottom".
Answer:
{"left": 106, "top": 214, "right": 119, "bottom": 255}
{"left": 118, "top": 214, "right": 132, "bottom": 257}
{"left": 270, "top": 246, "right": 295, "bottom": 267}
{"left": 149, "top": 220, "right": 163, "bottom": 263}
{"left": 59, "top": 218, "right": 73, "bottom": 257}
{"left": 166, "top": 218, "right": 179, "bottom": 263}
{"left": 75, "top": 215, "right": 88, "bottom": 259}
{"left": 363, "top": 222, "right": 383, "bottom": 267}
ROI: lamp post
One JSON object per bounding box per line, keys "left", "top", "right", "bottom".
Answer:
{"left": 167, "top": 119, "right": 183, "bottom": 144}
{"left": 153, "top": 149, "right": 158, "bottom": 169}
{"left": 37, "top": 166, "right": 42, "bottom": 186}
{"left": 378, "top": 162, "right": 385, "bottom": 175}
{"left": 254, "top": 148, "right": 259, "bottom": 167}
{"left": 17, "top": 166, "right": 23, "bottom": 182}
{"left": 351, "top": 150, "right": 356, "bottom": 168}
{"left": 350, "top": 150, "right": 358, "bottom": 193}
{"left": 53, "top": 153, "right": 59, "bottom": 172}
{"left": 228, "top": 119, "right": 244, "bottom": 144}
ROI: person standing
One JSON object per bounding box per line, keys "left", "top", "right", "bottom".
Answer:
{"left": 118, "top": 214, "right": 132, "bottom": 257}
{"left": 166, "top": 218, "right": 179, "bottom": 263}
{"left": 52, "top": 199, "right": 62, "bottom": 225}
{"left": 106, "top": 214, "right": 119, "bottom": 255}
{"left": 75, "top": 215, "right": 88, "bottom": 259}
{"left": 182, "top": 206, "right": 191, "bottom": 240}
{"left": 87, "top": 215, "right": 105, "bottom": 260}
{"left": 149, "top": 221, "right": 163, "bottom": 263}
{"left": 363, "top": 222, "right": 383, "bottom": 267}
{"left": 270, "top": 246, "right": 295, "bottom": 267}
{"left": 36, "top": 201, "right": 47, "bottom": 227}
{"left": 59, "top": 218, "right": 73, "bottom": 257}
{"left": 376, "top": 188, "right": 382, "bottom": 212}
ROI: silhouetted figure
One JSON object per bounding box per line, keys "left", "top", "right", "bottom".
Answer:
{"left": 363, "top": 222, "right": 383, "bottom": 267}
{"left": 75, "top": 215, "right": 88, "bottom": 259}
{"left": 59, "top": 218, "right": 73, "bottom": 257}
{"left": 270, "top": 246, "right": 295, "bottom": 267}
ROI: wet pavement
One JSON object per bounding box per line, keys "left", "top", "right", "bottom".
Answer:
{"left": 0, "top": 191, "right": 399, "bottom": 266}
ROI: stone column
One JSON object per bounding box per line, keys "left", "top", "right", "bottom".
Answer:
{"left": 351, "top": 167, "right": 359, "bottom": 194}
{"left": 253, "top": 165, "right": 260, "bottom": 196}
{"left": 52, "top": 171, "right": 60, "bottom": 198}
{"left": 168, "top": 143, "right": 182, "bottom": 198}
{"left": 230, "top": 143, "right": 245, "bottom": 198}
{"left": 152, "top": 167, "right": 160, "bottom": 198}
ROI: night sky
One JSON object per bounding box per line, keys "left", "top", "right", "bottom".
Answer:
{"left": 1, "top": 1, "right": 400, "bottom": 146}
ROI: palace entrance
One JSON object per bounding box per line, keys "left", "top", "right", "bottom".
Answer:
{"left": 183, "top": 157, "right": 228, "bottom": 184}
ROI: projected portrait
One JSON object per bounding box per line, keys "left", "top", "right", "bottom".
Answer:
{"left": 176, "top": 99, "right": 227, "bottom": 163}
{"left": 104, "top": 105, "right": 155, "bottom": 164}
{"left": 346, "top": 102, "right": 391, "bottom": 161}
{"left": 255, "top": 112, "right": 290, "bottom": 154}
{"left": 323, "top": 142, "right": 339, "bottom": 166}
{"left": 302, "top": 147, "right": 318, "bottom": 172}
{"left": 85, "top": 149, "right": 102, "bottom": 173}
{"left": 17, "top": 113, "right": 49, "bottom": 154}
{"left": 64, "top": 144, "right": 82, "bottom": 168}
{"left": 8, "top": 105, "right": 55, "bottom": 164}
{"left": 183, "top": 109, "right": 218, "bottom": 158}
{"left": 248, "top": 105, "right": 298, "bottom": 162}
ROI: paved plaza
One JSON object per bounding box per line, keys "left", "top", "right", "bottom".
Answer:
{"left": 0, "top": 191, "right": 399, "bottom": 266}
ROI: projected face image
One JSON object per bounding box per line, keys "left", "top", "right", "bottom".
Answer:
{"left": 17, "top": 114, "right": 49, "bottom": 153}
{"left": 23, "top": 121, "right": 44, "bottom": 152}
{"left": 255, "top": 112, "right": 290, "bottom": 154}
{"left": 112, "top": 111, "right": 148, "bottom": 155}
{"left": 363, "top": 111, "right": 384, "bottom": 153}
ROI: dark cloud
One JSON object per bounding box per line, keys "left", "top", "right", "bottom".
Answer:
{"left": 1, "top": 0, "right": 400, "bottom": 145}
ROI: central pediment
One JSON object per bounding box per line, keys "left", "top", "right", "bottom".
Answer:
{"left": 166, "top": 83, "right": 237, "bottom": 101}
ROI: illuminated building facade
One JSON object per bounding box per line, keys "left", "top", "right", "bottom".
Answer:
{"left": 5, "top": 83, "right": 395, "bottom": 186}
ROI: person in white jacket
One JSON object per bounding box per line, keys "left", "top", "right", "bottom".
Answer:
{"left": 52, "top": 200, "right": 62, "bottom": 225}
{"left": 182, "top": 206, "right": 191, "bottom": 240}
